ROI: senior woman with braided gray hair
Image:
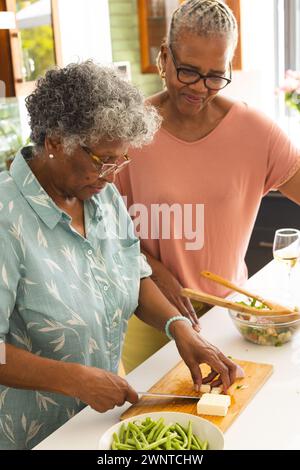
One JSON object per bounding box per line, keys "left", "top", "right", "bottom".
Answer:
{"left": 0, "top": 61, "right": 238, "bottom": 449}
{"left": 116, "top": 0, "right": 300, "bottom": 372}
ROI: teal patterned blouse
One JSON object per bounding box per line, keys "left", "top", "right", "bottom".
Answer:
{"left": 0, "top": 148, "right": 151, "bottom": 450}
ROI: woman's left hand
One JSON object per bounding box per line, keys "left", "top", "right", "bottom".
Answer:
{"left": 171, "top": 321, "right": 238, "bottom": 393}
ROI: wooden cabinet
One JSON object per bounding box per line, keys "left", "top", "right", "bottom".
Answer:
{"left": 137, "top": 0, "right": 242, "bottom": 74}
{"left": 245, "top": 193, "right": 300, "bottom": 276}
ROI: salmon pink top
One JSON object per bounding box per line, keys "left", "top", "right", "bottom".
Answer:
{"left": 116, "top": 101, "right": 300, "bottom": 297}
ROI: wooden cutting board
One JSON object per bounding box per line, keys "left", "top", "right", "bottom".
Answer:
{"left": 121, "top": 359, "right": 273, "bottom": 432}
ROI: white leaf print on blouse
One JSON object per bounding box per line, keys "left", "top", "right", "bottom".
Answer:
{"left": 88, "top": 337, "right": 100, "bottom": 354}
{"left": 11, "top": 329, "right": 32, "bottom": 351}
{"left": 50, "top": 333, "right": 65, "bottom": 352}
{"left": 112, "top": 308, "right": 123, "bottom": 323}
{"left": 21, "top": 414, "right": 27, "bottom": 432}
{"left": 37, "top": 227, "right": 48, "bottom": 248}
{"left": 1, "top": 264, "right": 9, "bottom": 289}
{"left": 38, "top": 319, "right": 80, "bottom": 341}
{"left": 88, "top": 256, "right": 128, "bottom": 295}
{"left": 0, "top": 388, "right": 9, "bottom": 410}
{"left": 60, "top": 245, "right": 79, "bottom": 276}
{"left": 46, "top": 280, "right": 62, "bottom": 301}
{"left": 19, "top": 277, "right": 37, "bottom": 296}
{"left": 43, "top": 259, "right": 63, "bottom": 273}
{"left": 23, "top": 171, "right": 35, "bottom": 186}
{"left": 1, "top": 176, "right": 13, "bottom": 184}
{"left": 94, "top": 311, "right": 101, "bottom": 325}
{"left": 67, "top": 409, "right": 76, "bottom": 420}
{"left": 60, "top": 245, "right": 103, "bottom": 299}
{"left": 0, "top": 415, "right": 15, "bottom": 444}
{"left": 25, "top": 420, "right": 43, "bottom": 447}
{"left": 9, "top": 215, "right": 26, "bottom": 258}
{"left": 26, "top": 194, "right": 52, "bottom": 208}
{"left": 36, "top": 392, "right": 59, "bottom": 411}
{"left": 0, "top": 201, "right": 3, "bottom": 211}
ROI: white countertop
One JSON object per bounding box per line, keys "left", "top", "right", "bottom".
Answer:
{"left": 34, "top": 261, "right": 300, "bottom": 450}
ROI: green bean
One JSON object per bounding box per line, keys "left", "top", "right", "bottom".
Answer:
{"left": 166, "top": 434, "right": 172, "bottom": 450}
{"left": 191, "top": 434, "right": 201, "bottom": 450}
{"left": 119, "top": 423, "right": 126, "bottom": 443}
{"left": 194, "top": 434, "right": 205, "bottom": 450}
{"left": 124, "top": 425, "right": 130, "bottom": 444}
{"left": 152, "top": 422, "right": 165, "bottom": 441}
{"left": 142, "top": 421, "right": 156, "bottom": 434}
{"left": 115, "top": 443, "right": 136, "bottom": 450}
{"left": 130, "top": 422, "right": 149, "bottom": 445}
{"left": 132, "top": 432, "right": 142, "bottom": 450}
{"left": 111, "top": 440, "right": 118, "bottom": 450}
{"left": 143, "top": 432, "right": 178, "bottom": 450}
{"left": 156, "top": 423, "right": 173, "bottom": 441}
{"left": 202, "top": 440, "right": 208, "bottom": 450}
{"left": 175, "top": 424, "right": 188, "bottom": 448}
{"left": 147, "top": 417, "right": 164, "bottom": 442}
{"left": 173, "top": 441, "right": 182, "bottom": 450}
{"left": 187, "top": 421, "right": 192, "bottom": 450}
{"left": 110, "top": 418, "right": 210, "bottom": 451}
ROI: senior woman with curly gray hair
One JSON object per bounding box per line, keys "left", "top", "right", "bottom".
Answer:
{"left": 0, "top": 61, "right": 238, "bottom": 449}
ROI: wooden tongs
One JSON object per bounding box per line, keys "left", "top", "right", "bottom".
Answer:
{"left": 182, "top": 271, "right": 296, "bottom": 317}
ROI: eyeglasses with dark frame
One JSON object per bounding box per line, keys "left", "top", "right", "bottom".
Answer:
{"left": 168, "top": 44, "right": 232, "bottom": 91}
{"left": 81, "top": 146, "right": 131, "bottom": 178}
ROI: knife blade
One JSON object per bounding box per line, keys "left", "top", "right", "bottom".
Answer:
{"left": 137, "top": 391, "right": 200, "bottom": 400}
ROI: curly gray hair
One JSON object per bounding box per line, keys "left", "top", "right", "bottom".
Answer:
{"left": 25, "top": 60, "right": 161, "bottom": 155}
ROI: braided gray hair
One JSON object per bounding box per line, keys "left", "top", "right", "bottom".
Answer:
{"left": 26, "top": 60, "right": 161, "bottom": 155}
{"left": 168, "top": 0, "right": 238, "bottom": 49}
{"left": 157, "top": 0, "right": 238, "bottom": 80}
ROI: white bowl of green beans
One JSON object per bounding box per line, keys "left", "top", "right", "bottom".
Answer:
{"left": 98, "top": 411, "right": 224, "bottom": 450}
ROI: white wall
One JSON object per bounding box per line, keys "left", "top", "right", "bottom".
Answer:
{"left": 57, "top": 0, "right": 112, "bottom": 65}
{"left": 221, "top": 0, "right": 277, "bottom": 118}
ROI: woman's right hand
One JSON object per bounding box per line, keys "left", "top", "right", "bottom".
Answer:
{"left": 151, "top": 266, "right": 200, "bottom": 332}
{"left": 74, "top": 366, "right": 138, "bottom": 412}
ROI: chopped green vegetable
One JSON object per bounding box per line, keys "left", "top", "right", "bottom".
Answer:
{"left": 234, "top": 297, "right": 296, "bottom": 346}
{"left": 111, "top": 418, "right": 209, "bottom": 451}
{"left": 236, "top": 297, "right": 269, "bottom": 310}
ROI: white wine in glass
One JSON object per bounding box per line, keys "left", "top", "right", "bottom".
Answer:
{"left": 273, "top": 228, "right": 300, "bottom": 302}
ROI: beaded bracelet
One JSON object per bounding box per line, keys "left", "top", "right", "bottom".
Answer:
{"left": 165, "top": 315, "right": 193, "bottom": 340}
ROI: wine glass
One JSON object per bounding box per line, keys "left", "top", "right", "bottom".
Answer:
{"left": 273, "top": 228, "right": 300, "bottom": 305}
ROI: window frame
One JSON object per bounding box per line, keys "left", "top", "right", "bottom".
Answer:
{"left": 5, "top": 0, "right": 62, "bottom": 97}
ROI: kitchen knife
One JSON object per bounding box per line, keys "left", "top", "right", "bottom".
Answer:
{"left": 137, "top": 391, "right": 200, "bottom": 400}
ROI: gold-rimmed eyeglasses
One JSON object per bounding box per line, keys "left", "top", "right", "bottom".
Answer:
{"left": 81, "top": 146, "right": 131, "bottom": 178}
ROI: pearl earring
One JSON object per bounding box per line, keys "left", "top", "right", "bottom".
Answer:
{"left": 49, "top": 153, "right": 54, "bottom": 159}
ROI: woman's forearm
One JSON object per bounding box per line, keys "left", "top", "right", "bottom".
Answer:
{"left": 141, "top": 249, "right": 168, "bottom": 281}
{"left": 0, "top": 343, "right": 80, "bottom": 396}
{"left": 136, "top": 277, "right": 191, "bottom": 337}
{"left": 141, "top": 250, "right": 200, "bottom": 329}
{"left": 0, "top": 344, "right": 139, "bottom": 413}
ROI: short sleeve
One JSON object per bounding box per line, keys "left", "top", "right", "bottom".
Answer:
{"left": 264, "top": 122, "right": 300, "bottom": 193}
{"left": 0, "top": 236, "right": 20, "bottom": 340}
{"left": 139, "top": 252, "right": 152, "bottom": 279}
